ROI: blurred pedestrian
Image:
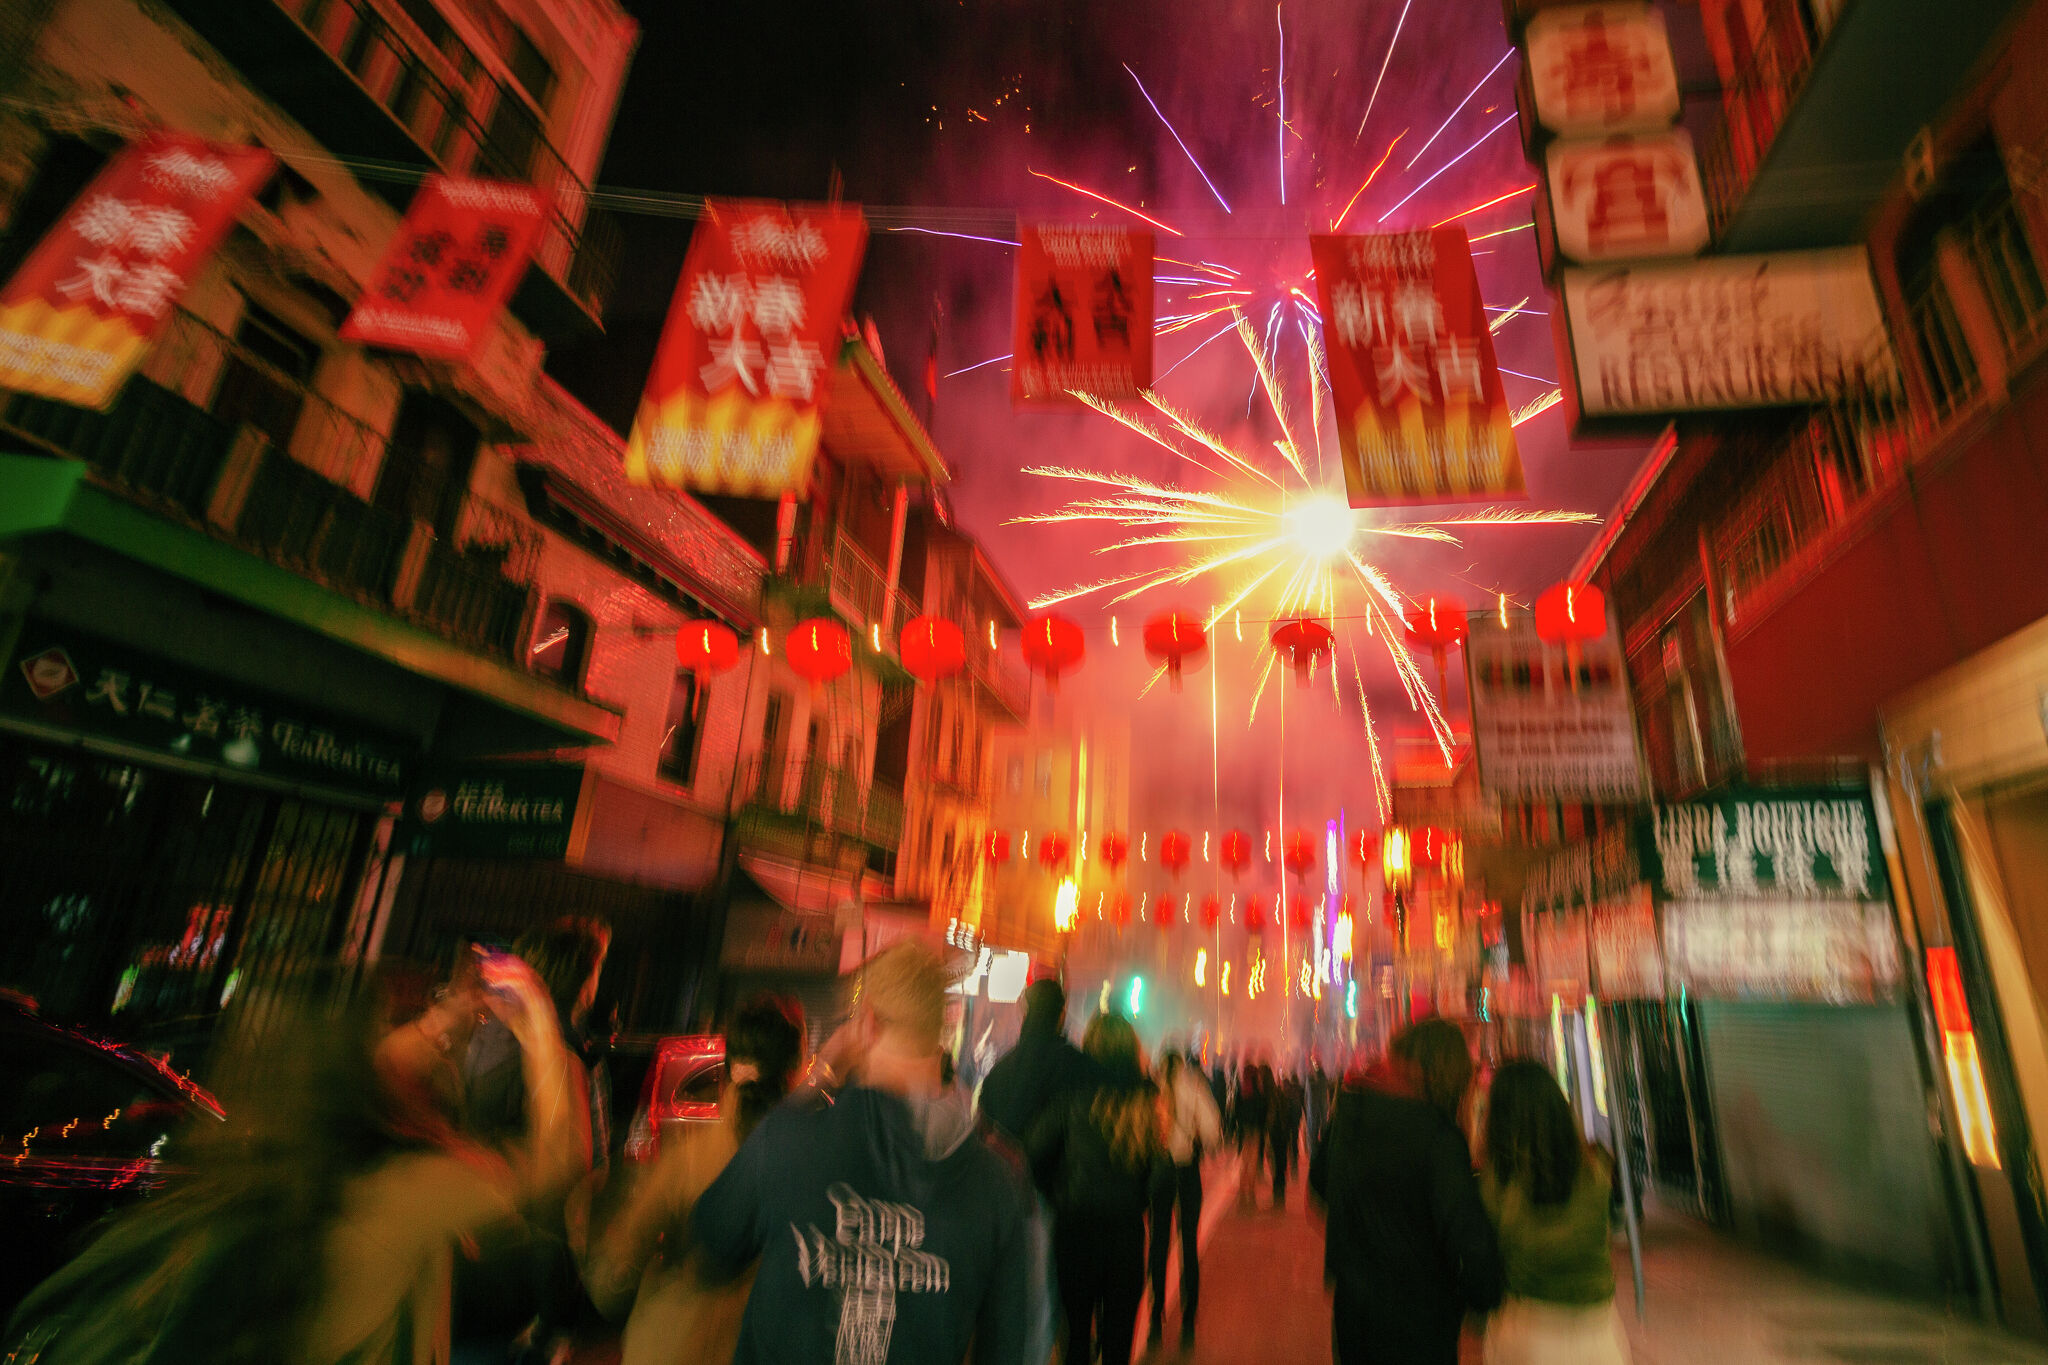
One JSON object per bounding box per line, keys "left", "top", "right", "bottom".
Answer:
{"left": 1479, "top": 1061, "right": 1631, "bottom": 1365}
{"left": 1310, "top": 1019, "right": 1503, "bottom": 1365}
{"left": 1149, "top": 1050, "right": 1222, "bottom": 1349}
{"left": 692, "top": 940, "right": 1041, "bottom": 1364}
{"left": 1269, "top": 1070, "right": 1304, "bottom": 1208}
{"left": 376, "top": 954, "right": 486, "bottom": 1132}
{"left": 976, "top": 977, "right": 1100, "bottom": 1142}
{"left": 586, "top": 994, "right": 807, "bottom": 1365}
{"left": 1028, "top": 1012, "right": 1163, "bottom": 1365}
{"left": 3, "top": 956, "right": 588, "bottom": 1365}
{"left": 1234, "top": 1062, "right": 1271, "bottom": 1208}
{"left": 465, "top": 919, "right": 612, "bottom": 1158}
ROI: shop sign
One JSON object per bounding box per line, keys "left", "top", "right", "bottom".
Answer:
{"left": 623, "top": 200, "right": 867, "bottom": 497}
{"left": 0, "top": 129, "right": 273, "bottom": 407}
{"left": 1310, "top": 227, "right": 1523, "bottom": 505}
{"left": 1559, "top": 249, "right": 1897, "bottom": 417}
{"left": 1525, "top": 3, "right": 1680, "bottom": 137}
{"left": 1467, "top": 610, "right": 1648, "bottom": 802}
{"left": 1662, "top": 898, "right": 1902, "bottom": 1003}
{"left": 721, "top": 900, "right": 843, "bottom": 975}
{"left": 1011, "top": 223, "right": 1153, "bottom": 404}
{"left": 401, "top": 761, "right": 583, "bottom": 859}
{"left": 1542, "top": 130, "right": 1707, "bottom": 267}
{"left": 4, "top": 623, "right": 412, "bottom": 794}
{"left": 1522, "top": 821, "right": 1645, "bottom": 915}
{"left": 1646, "top": 788, "right": 1882, "bottom": 903}
{"left": 1589, "top": 886, "right": 1663, "bottom": 999}
{"left": 1528, "top": 907, "right": 1588, "bottom": 998}
{"left": 339, "top": 177, "right": 549, "bottom": 361}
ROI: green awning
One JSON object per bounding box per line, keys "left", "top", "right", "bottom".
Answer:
{"left": 0, "top": 455, "right": 620, "bottom": 745}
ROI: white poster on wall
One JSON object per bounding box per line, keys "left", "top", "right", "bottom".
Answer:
{"left": 1560, "top": 249, "right": 1898, "bottom": 417}
{"left": 1546, "top": 130, "right": 1709, "bottom": 264}
{"left": 1526, "top": 3, "right": 1681, "bottom": 137}
{"left": 1466, "top": 611, "right": 1649, "bottom": 802}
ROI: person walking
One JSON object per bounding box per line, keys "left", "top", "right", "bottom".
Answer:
{"left": 1479, "top": 1061, "right": 1631, "bottom": 1365}
{"left": 1233, "top": 1062, "right": 1271, "bottom": 1208}
{"left": 1027, "top": 1013, "right": 1163, "bottom": 1365}
{"left": 976, "top": 977, "right": 1100, "bottom": 1143}
{"left": 1310, "top": 1019, "right": 1503, "bottom": 1365}
{"left": 691, "top": 941, "right": 1041, "bottom": 1365}
{"left": 585, "top": 995, "right": 807, "bottom": 1365}
{"left": 1148, "top": 1051, "right": 1222, "bottom": 1349}
{"left": 1269, "top": 1070, "right": 1304, "bottom": 1209}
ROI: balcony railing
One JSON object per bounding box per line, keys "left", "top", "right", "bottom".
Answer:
{"left": 1905, "top": 270, "right": 1982, "bottom": 422}
{"left": 735, "top": 753, "right": 904, "bottom": 853}
{"left": 1962, "top": 193, "right": 2048, "bottom": 358}
{"left": 1697, "top": 0, "right": 1818, "bottom": 237}
{"left": 969, "top": 647, "right": 1030, "bottom": 719}
{"left": 271, "top": 0, "right": 614, "bottom": 316}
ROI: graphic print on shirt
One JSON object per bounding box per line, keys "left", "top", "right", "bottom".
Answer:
{"left": 791, "top": 1182, "right": 952, "bottom": 1365}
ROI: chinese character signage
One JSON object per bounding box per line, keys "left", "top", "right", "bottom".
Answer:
{"left": 4, "top": 622, "right": 413, "bottom": 795}
{"left": 401, "top": 761, "right": 585, "bottom": 859}
{"left": 1540, "top": 130, "right": 1707, "bottom": 267}
{"left": 339, "top": 177, "right": 547, "bottom": 360}
{"left": 623, "top": 200, "right": 867, "bottom": 497}
{"left": 1466, "top": 608, "right": 1648, "bottom": 802}
{"left": 1310, "top": 228, "right": 1523, "bottom": 505}
{"left": 0, "top": 129, "right": 272, "bottom": 408}
{"left": 1559, "top": 249, "right": 1896, "bottom": 417}
{"left": 1525, "top": 3, "right": 1680, "bottom": 138}
{"left": 1010, "top": 224, "right": 1154, "bottom": 405}
{"left": 1646, "top": 788, "right": 1883, "bottom": 904}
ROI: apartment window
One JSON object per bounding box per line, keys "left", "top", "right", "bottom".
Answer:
{"left": 1965, "top": 192, "right": 2048, "bottom": 356}
{"left": 529, "top": 600, "right": 590, "bottom": 686}
{"left": 505, "top": 28, "right": 556, "bottom": 108}
{"left": 1033, "top": 751, "right": 1053, "bottom": 798}
{"left": 1006, "top": 756, "right": 1024, "bottom": 794}
{"left": 1715, "top": 493, "right": 1797, "bottom": 623}
{"left": 658, "top": 671, "right": 702, "bottom": 786}
{"left": 213, "top": 302, "right": 319, "bottom": 453}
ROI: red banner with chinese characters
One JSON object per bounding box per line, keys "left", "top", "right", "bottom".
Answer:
{"left": 340, "top": 177, "right": 548, "bottom": 360}
{"left": 0, "top": 129, "right": 272, "bottom": 408}
{"left": 622, "top": 200, "right": 867, "bottom": 497}
{"left": 1309, "top": 228, "right": 1523, "bottom": 505}
{"left": 1011, "top": 224, "right": 1153, "bottom": 405}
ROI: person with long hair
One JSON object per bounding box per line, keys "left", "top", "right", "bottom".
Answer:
{"left": 3, "top": 955, "right": 587, "bottom": 1365}
{"left": 1479, "top": 1061, "right": 1631, "bottom": 1365}
{"left": 585, "top": 994, "right": 807, "bottom": 1365}
{"left": 1027, "top": 1012, "right": 1163, "bottom": 1365}
{"left": 1149, "top": 1050, "right": 1221, "bottom": 1349}
{"left": 1310, "top": 1019, "right": 1503, "bottom": 1365}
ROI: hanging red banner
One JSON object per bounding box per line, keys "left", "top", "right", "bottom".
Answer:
{"left": 0, "top": 129, "right": 273, "bottom": 409}
{"left": 1011, "top": 223, "right": 1153, "bottom": 405}
{"left": 623, "top": 200, "right": 867, "bottom": 497}
{"left": 339, "top": 177, "right": 548, "bottom": 360}
{"left": 1309, "top": 228, "right": 1524, "bottom": 505}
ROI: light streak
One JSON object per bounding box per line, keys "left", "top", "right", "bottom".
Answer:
{"left": 945, "top": 353, "right": 1009, "bottom": 378}
{"left": 885, "top": 227, "right": 1017, "bottom": 247}
{"left": 1124, "top": 63, "right": 1233, "bottom": 213}
{"left": 1156, "top": 317, "right": 1244, "bottom": 382}
{"left": 1276, "top": 3, "right": 1288, "bottom": 204}
{"left": 1405, "top": 50, "right": 1515, "bottom": 169}
{"left": 1377, "top": 113, "right": 1520, "bottom": 224}
{"left": 1110, "top": 615, "right": 1119, "bottom": 646}
{"left": 1472, "top": 221, "right": 1535, "bottom": 243}
{"left": 1498, "top": 365, "right": 1559, "bottom": 384}
{"left": 1487, "top": 298, "right": 1532, "bottom": 333}
{"left": 1028, "top": 168, "right": 1184, "bottom": 236}
{"left": 1354, "top": 0, "right": 1416, "bottom": 144}
{"left": 1430, "top": 182, "right": 1536, "bottom": 228}
{"left": 1334, "top": 131, "right": 1406, "bottom": 231}
{"left": 1512, "top": 389, "right": 1565, "bottom": 425}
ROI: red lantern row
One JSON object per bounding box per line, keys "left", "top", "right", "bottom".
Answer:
{"left": 980, "top": 825, "right": 1398, "bottom": 879}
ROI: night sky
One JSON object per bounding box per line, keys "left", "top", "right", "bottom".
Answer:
{"left": 548, "top": 0, "right": 1659, "bottom": 820}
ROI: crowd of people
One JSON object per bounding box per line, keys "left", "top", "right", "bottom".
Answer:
{"left": 2, "top": 930, "right": 1629, "bottom": 1365}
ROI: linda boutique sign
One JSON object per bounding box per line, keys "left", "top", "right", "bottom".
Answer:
{"left": 1647, "top": 788, "right": 1879, "bottom": 902}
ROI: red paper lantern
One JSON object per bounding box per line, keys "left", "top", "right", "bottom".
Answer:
{"left": 1019, "top": 613, "right": 1086, "bottom": 690}
{"left": 1353, "top": 828, "right": 1381, "bottom": 870}
{"left": 1270, "top": 618, "right": 1334, "bottom": 686}
{"left": 1283, "top": 829, "right": 1317, "bottom": 879}
{"left": 1245, "top": 896, "right": 1268, "bottom": 934}
{"left": 1413, "top": 826, "right": 1450, "bottom": 869}
{"left": 1154, "top": 896, "right": 1176, "bottom": 930}
{"left": 899, "top": 615, "right": 966, "bottom": 681}
{"left": 1038, "top": 831, "right": 1071, "bottom": 870}
{"left": 1100, "top": 831, "right": 1129, "bottom": 874}
{"left": 1220, "top": 830, "right": 1252, "bottom": 879}
{"left": 985, "top": 830, "right": 1012, "bottom": 865}
{"left": 1200, "top": 894, "right": 1223, "bottom": 929}
{"left": 675, "top": 620, "right": 740, "bottom": 675}
{"left": 1159, "top": 830, "right": 1192, "bottom": 877}
{"left": 1533, "top": 583, "right": 1607, "bottom": 644}
{"left": 1402, "top": 595, "right": 1470, "bottom": 652}
{"left": 786, "top": 617, "right": 853, "bottom": 687}
{"left": 1112, "top": 892, "right": 1132, "bottom": 927}
{"left": 1288, "top": 894, "right": 1314, "bottom": 931}
{"left": 1143, "top": 610, "right": 1208, "bottom": 691}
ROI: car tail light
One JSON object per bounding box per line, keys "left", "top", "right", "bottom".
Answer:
{"left": 628, "top": 1035, "right": 724, "bottom": 1161}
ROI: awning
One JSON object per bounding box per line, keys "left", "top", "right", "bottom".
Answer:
{"left": 735, "top": 851, "right": 863, "bottom": 917}
{"left": 821, "top": 335, "right": 950, "bottom": 485}
{"left": 0, "top": 455, "right": 620, "bottom": 747}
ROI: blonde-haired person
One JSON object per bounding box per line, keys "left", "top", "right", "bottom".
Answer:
{"left": 691, "top": 940, "right": 1043, "bottom": 1365}
{"left": 1027, "top": 1012, "right": 1166, "bottom": 1365}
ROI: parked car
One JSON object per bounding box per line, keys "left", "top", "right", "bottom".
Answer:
{"left": 0, "top": 999, "right": 223, "bottom": 1319}
{"left": 611, "top": 1032, "right": 725, "bottom": 1163}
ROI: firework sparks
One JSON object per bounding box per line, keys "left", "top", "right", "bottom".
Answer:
{"left": 1124, "top": 63, "right": 1233, "bottom": 213}
{"left": 1027, "top": 168, "right": 1184, "bottom": 236}
{"left": 1354, "top": 0, "right": 1417, "bottom": 144}
{"left": 1405, "top": 50, "right": 1515, "bottom": 170}
{"left": 1377, "top": 112, "right": 1519, "bottom": 224}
